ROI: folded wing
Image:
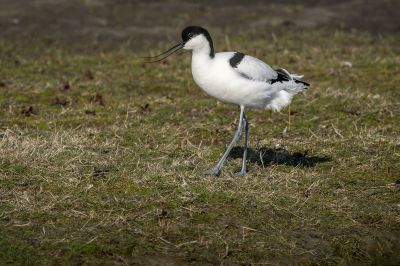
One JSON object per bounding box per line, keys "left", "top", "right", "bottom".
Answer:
{"left": 231, "top": 53, "right": 278, "bottom": 82}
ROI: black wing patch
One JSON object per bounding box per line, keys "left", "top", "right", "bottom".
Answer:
{"left": 295, "top": 80, "right": 310, "bottom": 87}
{"left": 229, "top": 52, "right": 245, "bottom": 68}
{"left": 272, "top": 68, "right": 310, "bottom": 87}
{"left": 271, "top": 68, "right": 290, "bottom": 84}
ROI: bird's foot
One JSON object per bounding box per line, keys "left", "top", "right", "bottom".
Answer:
{"left": 203, "top": 167, "right": 221, "bottom": 176}
{"left": 234, "top": 169, "right": 247, "bottom": 177}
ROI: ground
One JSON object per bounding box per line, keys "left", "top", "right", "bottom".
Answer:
{"left": 0, "top": 1, "right": 400, "bottom": 265}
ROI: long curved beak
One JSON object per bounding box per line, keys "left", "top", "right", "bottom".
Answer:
{"left": 142, "top": 42, "right": 184, "bottom": 63}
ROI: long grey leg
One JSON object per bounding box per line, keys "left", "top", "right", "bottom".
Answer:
{"left": 204, "top": 106, "right": 245, "bottom": 176}
{"left": 235, "top": 113, "right": 249, "bottom": 176}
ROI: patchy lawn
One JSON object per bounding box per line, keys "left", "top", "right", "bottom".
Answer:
{"left": 0, "top": 30, "right": 400, "bottom": 265}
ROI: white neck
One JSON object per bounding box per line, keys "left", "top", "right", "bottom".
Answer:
{"left": 184, "top": 34, "right": 214, "bottom": 58}
{"left": 192, "top": 43, "right": 213, "bottom": 58}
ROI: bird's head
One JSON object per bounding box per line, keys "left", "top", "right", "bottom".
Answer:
{"left": 144, "top": 26, "right": 214, "bottom": 63}
{"left": 181, "top": 26, "right": 213, "bottom": 53}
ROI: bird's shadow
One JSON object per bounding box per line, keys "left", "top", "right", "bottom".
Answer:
{"left": 229, "top": 147, "right": 331, "bottom": 168}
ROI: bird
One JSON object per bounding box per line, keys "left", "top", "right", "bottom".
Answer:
{"left": 144, "top": 26, "right": 309, "bottom": 176}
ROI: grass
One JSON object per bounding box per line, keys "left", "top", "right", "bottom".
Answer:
{"left": 0, "top": 29, "right": 400, "bottom": 265}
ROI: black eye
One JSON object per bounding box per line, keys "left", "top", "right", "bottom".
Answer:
{"left": 188, "top": 33, "right": 193, "bottom": 37}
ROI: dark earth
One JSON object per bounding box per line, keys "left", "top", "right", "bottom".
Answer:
{"left": 0, "top": 0, "right": 399, "bottom": 51}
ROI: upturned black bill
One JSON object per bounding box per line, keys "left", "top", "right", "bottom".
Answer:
{"left": 143, "top": 42, "right": 184, "bottom": 63}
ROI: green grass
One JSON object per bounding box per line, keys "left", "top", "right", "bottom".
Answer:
{"left": 0, "top": 30, "right": 400, "bottom": 265}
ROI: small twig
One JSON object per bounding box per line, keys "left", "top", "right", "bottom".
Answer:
{"left": 308, "top": 128, "right": 319, "bottom": 139}
{"left": 13, "top": 222, "right": 31, "bottom": 227}
{"left": 259, "top": 151, "right": 265, "bottom": 169}
{"left": 331, "top": 123, "right": 344, "bottom": 139}
{"left": 175, "top": 240, "right": 198, "bottom": 248}
{"left": 159, "top": 237, "right": 172, "bottom": 245}
{"left": 86, "top": 236, "right": 98, "bottom": 244}
{"left": 242, "top": 226, "right": 257, "bottom": 231}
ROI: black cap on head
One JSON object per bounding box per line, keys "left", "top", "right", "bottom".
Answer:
{"left": 181, "top": 26, "right": 214, "bottom": 57}
{"left": 181, "top": 26, "right": 209, "bottom": 42}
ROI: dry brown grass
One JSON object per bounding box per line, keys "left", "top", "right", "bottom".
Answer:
{"left": 1, "top": 30, "right": 400, "bottom": 264}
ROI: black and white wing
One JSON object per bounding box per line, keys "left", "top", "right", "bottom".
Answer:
{"left": 228, "top": 52, "right": 309, "bottom": 86}
{"left": 229, "top": 52, "right": 278, "bottom": 82}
